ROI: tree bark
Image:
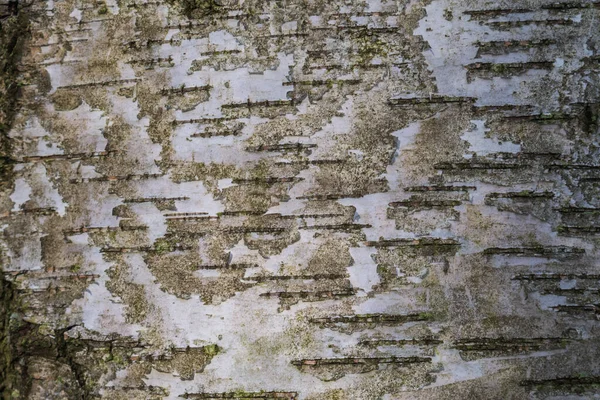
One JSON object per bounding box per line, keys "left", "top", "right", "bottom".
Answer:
{"left": 2, "top": 0, "right": 600, "bottom": 398}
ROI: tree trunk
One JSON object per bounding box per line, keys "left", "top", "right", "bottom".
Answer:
{"left": 2, "top": 0, "right": 599, "bottom": 398}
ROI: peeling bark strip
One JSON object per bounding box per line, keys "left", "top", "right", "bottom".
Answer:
{"left": 2, "top": 0, "right": 600, "bottom": 398}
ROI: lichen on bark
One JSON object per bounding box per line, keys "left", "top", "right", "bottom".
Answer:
{"left": 167, "top": 0, "right": 222, "bottom": 18}
{"left": 3, "top": 0, "right": 600, "bottom": 398}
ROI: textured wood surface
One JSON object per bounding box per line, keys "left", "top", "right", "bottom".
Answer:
{"left": 1, "top": 0, "right": 600, "bottom": 398}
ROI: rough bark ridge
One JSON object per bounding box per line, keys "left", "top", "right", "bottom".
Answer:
{"left": 2, "top": 0, "right": 600, "bottom": 398}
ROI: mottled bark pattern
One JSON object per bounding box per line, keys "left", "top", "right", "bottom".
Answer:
{"left": 1, "top": 0, "right": 600, "bottom": 398}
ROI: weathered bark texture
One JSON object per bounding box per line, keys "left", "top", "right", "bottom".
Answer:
{"left": 1, "top": 0, "right": 600, "bottom": 398}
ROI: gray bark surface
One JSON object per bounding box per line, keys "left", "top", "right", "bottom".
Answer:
{"left": 1, "top": 0, "right": 600, "bottom": 398}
